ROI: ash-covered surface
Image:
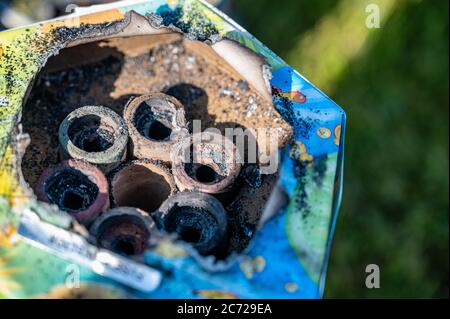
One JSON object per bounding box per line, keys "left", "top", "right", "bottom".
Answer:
{"left": 21, "top": 34, "right": 293, "bottom": 256}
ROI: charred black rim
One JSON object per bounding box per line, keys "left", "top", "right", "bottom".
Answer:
{"left": 44, "top": 168, "right": 98, "bottom": 213}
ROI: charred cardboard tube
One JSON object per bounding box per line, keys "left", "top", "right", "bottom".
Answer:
{"left": 58, "top": 105, "right": 128, "bottom": 173}
{"left": 90, "top": 207, "right": 153, "bottom": 256}
{"left": 171, "top": 131, "right": 241, "bottom": 196}
{"left": 35, "top": 159, "right": 109, "bottom": 225}
{"left": 109, "top": 159, "right": 177, "bottom": 214}
{"left": 123, "top": 93, "right": 187, "bottom": 162}
{"left": 156, "top": 191, "right": 228, "bottom": 255}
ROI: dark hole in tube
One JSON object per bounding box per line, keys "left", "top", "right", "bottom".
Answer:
{"left": 134, "top": 103, "right": 173, "bottom": 142}
{"left": 110, "top": 236, "right": 137, "bottom": 256}
{"left": 165, "top": 206, "right": 217, "bottom": 246}
{"left": 96, "top": 215, "right": 150, "bottom": 256}
{"left": 147, "top": 120, "right": 172, "bottom": 141}
{"left": 68, "top": 115, "right": 115, "bottom": 153}
{"left": 164, "top": 83, "right": 209, "bottom": 132}
{"left": 112, "top": 165, "right": 171, "bottom": 213}
{"left": 195, "top": 165, "right": 217, "bottom": 184}
{"left": 61, "top": 190, "right": 86, "bottom": 211}
{"left": 44, "top": 168, "right": 99, "bottom": 213}
{"left": 81, "top": 131, "right": 113, "bottom": 152}
{"left": 179, "top": 226, "right": 201, "bottom": 243}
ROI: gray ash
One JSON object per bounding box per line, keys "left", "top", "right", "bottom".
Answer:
{"left": 163, "top": 206, "right": 222, "bottom": 255}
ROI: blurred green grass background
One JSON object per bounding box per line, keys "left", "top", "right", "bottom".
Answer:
{"left": 233, "top": 0, "right": 449, "bottom": 298}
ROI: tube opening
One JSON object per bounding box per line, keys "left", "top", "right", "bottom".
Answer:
{"left": 147, "top": 120, "right": 172, "bottom": 141}
{"left": 95, "top": 214, "right": 150, "bottom": 256}
{"left": 62, "top": 190, "right": 86, "bottom": 211}
{"left": 110, "top": 236, "right": 137, "bottom": 256}
{"left": 195, "top": 165, "right": 218, "bottom": 184}
{"left": 112, "top": 164, "right": 172, "bottom": 213}
{"left": 68, "top": 114, "right": 115, "bottom": 153}
{"left": 179, "top": 225, "right": 202, "bottom": 244}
